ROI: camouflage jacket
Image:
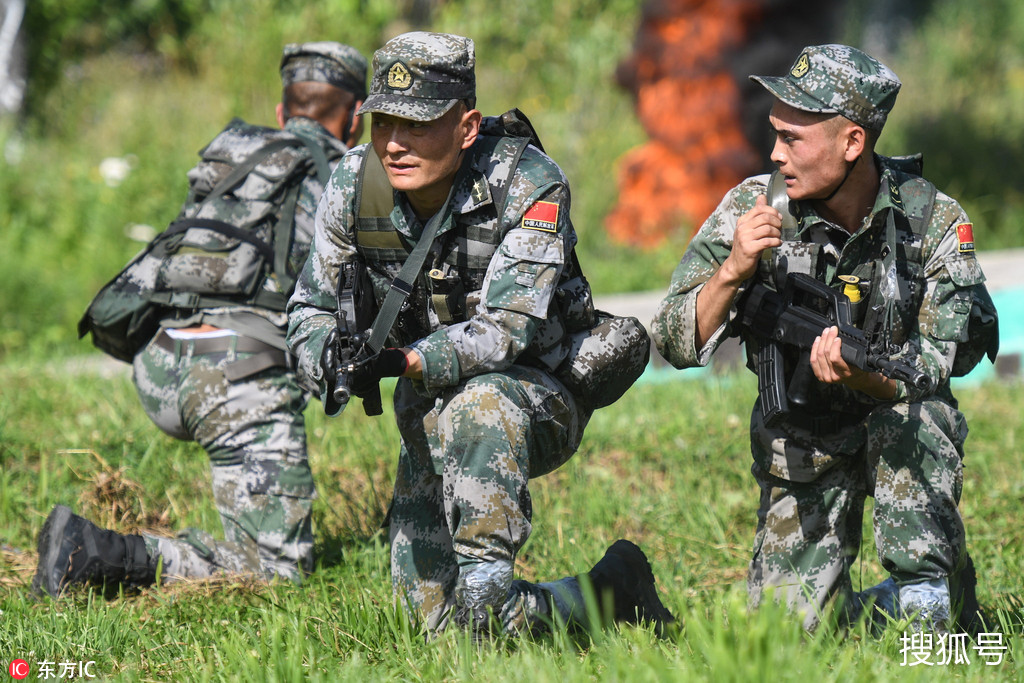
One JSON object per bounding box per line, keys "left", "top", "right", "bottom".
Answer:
{"left": 162, "top": 116, "right": 348, "bottom": 349}
{"left": 287, "top": 133, "right": 595, "bottom": 400}
{"left": 653, "top": 156, "right": 992, "bottom": 410}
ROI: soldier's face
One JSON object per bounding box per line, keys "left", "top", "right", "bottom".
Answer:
{"left": 371, "top": 104, "right": 480, "bottom": 217}
{"left": 768, "top": 100, "right": 859, "bottom": 201}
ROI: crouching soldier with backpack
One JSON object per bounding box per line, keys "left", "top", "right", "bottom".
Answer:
{"left": 34, "top": 42, "right": 368, "bottom": 596}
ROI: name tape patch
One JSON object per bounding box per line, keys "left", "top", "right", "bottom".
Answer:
{"left": 957, "top": 222, "right": 975, "bottom": 253}
{"left": 522, "top": 201, "right": 559, "bottom": 232}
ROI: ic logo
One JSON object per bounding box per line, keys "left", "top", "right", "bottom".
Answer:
{"left": 8, "top": 660, "right": 29, "bottom": 680}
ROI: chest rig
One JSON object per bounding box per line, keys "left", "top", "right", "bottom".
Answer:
{"left": 752, "top": 159, "right": 937, "bottom": 417}
{"left": 346, "top": 109, "right": 570, "bottom": 346}
{"left": 353, "top": 136, "right": 521, "bottom": 333}
{"left": 762, "top": 158, "right": 935, "bottom": 346}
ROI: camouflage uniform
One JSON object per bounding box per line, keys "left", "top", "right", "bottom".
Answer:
{"left": 652, "top": 45, "right": 996, "bottom": 630}
{"left": 287, "top": 32, "right": 595, "bottom": 632}
{"left": 132, "top": 44, "right": 366, "bottom": 582}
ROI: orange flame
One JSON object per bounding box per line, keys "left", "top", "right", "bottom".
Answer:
{"left": 608, "top": 0, "right": 764, "bottom": 249}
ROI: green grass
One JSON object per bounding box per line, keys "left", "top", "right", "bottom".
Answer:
{"left": 1, "top": 358, "right": 1022, "bottom": 680}
{"left": 3, "top": 0, "right": 1024, "bottom": 678}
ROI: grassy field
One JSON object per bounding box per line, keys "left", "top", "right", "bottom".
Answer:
{"left": 3, "top": 0, "right": 1024, "bottom": 679}
{"left": 1, "top": 359, "right": 1022, "bottom": 681}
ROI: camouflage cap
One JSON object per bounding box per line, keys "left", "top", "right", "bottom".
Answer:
{"left": 750, "top": 44, "right": 901, "bottom": 131}
{"left": 280, "top": 42, "right": 368, "bottom": 101}
{"left": 357, "top": 32, "right": 475, "bottom": 122}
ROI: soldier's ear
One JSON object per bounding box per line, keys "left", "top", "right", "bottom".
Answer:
{"left": 276, "top": 103, "right": 287, "bottom": 130}
{"left": 844, "top": 122, "right": 866, "bottom": 162}
{"left": 460, "top": 107, "right": 482, "bottom": 151}
{"left": 346, "top": 106, "right": 364, "bottom": 147}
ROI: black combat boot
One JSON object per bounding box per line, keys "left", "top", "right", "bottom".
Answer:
{"left": 951, "top": 552, "right": 985, "bottom": 637}
{"left": 586, "top": 539, "right": 676, "bottom": 636}
{"left": 31, "top": 505, "right": 156, "bottom": 598}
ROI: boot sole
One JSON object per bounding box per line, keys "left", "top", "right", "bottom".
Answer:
{"left": 31, "top": 505, "right": 74, "bottom": 598}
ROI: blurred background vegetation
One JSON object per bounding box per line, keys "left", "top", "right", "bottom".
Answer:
{"left": 1, "top": 0, "right": 1022, "bottom": 362}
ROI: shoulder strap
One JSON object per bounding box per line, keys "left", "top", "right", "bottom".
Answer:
{"left": 271, "top": 131, "right": 338, "bottom": 296}
{"left": 363, "top": 185, "right": 454, "bottom": 354}
{"left": 291, "top": 131, "right": 334, "bottom": 185}
{"left": 356, "top": 148, "right": 395, "bottom": 221}
{"left": 905, "top": 180, "right": 937, "bottom": 242}
{"left": 490, "top": 135, "right": 531, "bottom": 223}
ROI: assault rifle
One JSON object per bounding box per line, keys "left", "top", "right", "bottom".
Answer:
{"left": 332, "top": 260, "right": 383, "bottom": 416}
{"left": 738, "top": 272, "right": 933, "bottom": 427}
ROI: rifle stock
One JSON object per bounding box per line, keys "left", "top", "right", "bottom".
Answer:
{"left": 740, "top": 272, "right": 933, "bottom": 427}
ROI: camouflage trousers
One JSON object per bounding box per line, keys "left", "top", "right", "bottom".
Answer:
{"left": 747, "top": 397, "right": 968, "bottom": 630}
{"left": 131, "top": 331, "right": 316, "bottom": 582}
{"left": 389, "top": 366, "right": 587, "bottom": 632}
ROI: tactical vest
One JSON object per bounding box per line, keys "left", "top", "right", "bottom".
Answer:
{"left": 344, "top": 110, "right": 649, "bottom": 410}
{"left": 755, "top": 156, "right": 998, "bottom": 409}
{"left": 348, "top": 110, "right": 593, "bottom": 345}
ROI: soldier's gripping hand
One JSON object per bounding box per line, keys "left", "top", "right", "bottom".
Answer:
{"left": 721, "top": 195, "right": 783, "bottom": 285}
{"left": 810, "top": 326, "right": 897, "bottom": 400}
{"left": 348, "top": 348, "right": 408, "bottom": 398}
{"left": 695, "top": 195, "right": 784, "bottom": 349}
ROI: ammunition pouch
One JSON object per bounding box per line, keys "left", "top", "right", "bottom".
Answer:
{"left": 555, "top": 311, "right": 650, "bottom": 412}
{"left": 428, "top": 268, "right": 468, "bottom": 324}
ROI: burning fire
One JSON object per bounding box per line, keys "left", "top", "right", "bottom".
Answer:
{"left": 608, "top": 0, "right": 765, "bottom": 248}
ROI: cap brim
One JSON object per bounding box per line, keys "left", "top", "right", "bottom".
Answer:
{"left": 750, "top": 75, "right": 838, "bottom": 116}
{"left": 357, "top": 94, "right": 459, "bottom": 122}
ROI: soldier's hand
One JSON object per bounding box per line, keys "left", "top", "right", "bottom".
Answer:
{"left": 721, "top": 195, "right": 783, "bottom": 285}
{"left": 811, "top": 326, "right": 897, "bottom": 400}
{"left": 810, "top": 326, "right": 853, "bottom": 384}
{"left": 349, "top": 348, "right": 408, "bottom": 398}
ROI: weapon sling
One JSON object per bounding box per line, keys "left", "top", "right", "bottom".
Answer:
{"left": 356, "top": 137, "right": 530, "bottom": 355}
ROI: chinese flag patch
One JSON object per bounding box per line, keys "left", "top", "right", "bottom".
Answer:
{"left": 957, "top": 223, "right": 975, "bottom": 253}
{"left": 522, "top": 201, "right": 559, "bottom": 232}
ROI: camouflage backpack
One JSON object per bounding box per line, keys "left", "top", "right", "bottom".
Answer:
{"left": 351, "top": 108, "right": 650, "bottom": 410}
{"left": 79, "top": 118, "right": 336, "bottom": 362}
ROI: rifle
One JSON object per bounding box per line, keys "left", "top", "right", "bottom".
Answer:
{"left": 332, "top": 260, "right": 383, "bottom": 416}
{"left": 738, "top": 272, "right": 933, "bottom": 428}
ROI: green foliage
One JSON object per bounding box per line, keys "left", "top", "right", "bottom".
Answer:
{"left": 2, "top": 362, "right": 1023, "bottom": 679}
{"left": 879, "top": 0, "right": 1024, "bottom": 250}
{"left": 21, "top": 0, "right": 210, "bottom": 117}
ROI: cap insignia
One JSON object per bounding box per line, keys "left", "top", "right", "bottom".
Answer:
{"left": 387, "top": 62, "right": 412, "bottom": 90}
{"left": 791, "top": 53, "right": 810, "bottom": 79}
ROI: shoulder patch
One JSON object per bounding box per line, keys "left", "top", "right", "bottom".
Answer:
{"left": 956, "top": 223, "right": 975, "bottom": 253}
{"left": 522, "top": 201, "right": 559, "bottom": 232}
